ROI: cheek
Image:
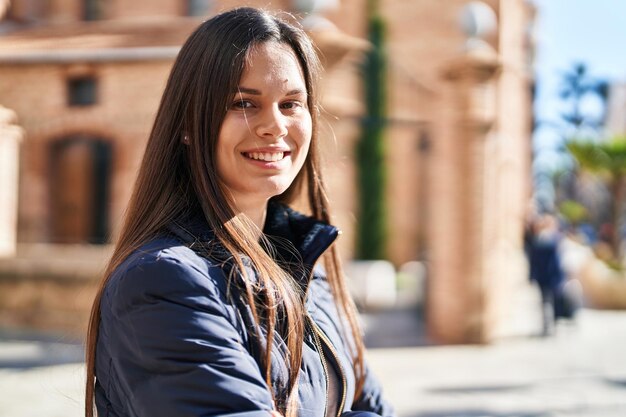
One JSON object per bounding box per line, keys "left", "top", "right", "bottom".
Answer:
{"left": 294, "top": 115, "right": 313, "bottom": 151}
{"left": 217, "top": 120, "right": 239, "bottom": 157}
{"left": 215, "top": 126, "right": 238, "bottom": 181}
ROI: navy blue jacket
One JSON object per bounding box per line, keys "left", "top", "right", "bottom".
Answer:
{"left": 95, "top": 202, "right": 394, "bottom": 417}
{"left": 528, "top": 235, "right": 564, "bottom": 293}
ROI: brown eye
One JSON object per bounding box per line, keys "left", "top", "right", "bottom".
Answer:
{"left": 232, "top": 100, "right": 254, "bottom": 109}
{"left": 280, "top": 101, "right": 302, "bottom": 110}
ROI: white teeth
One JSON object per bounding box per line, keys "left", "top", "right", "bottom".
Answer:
{"left": 245, "top": 152, "right": 285, "bottom": 161}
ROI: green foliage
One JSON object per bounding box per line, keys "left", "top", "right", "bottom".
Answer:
{"left": 604, "top": 258, "right": 625, "bottom": 272}
{"left": 558, "top": 200, "right": 588, "bottom": 225}
{"left": 558, "top": 62, "right": 608, "bottom": 131}
{"left": 567, "top": 135, "right": 626, "bottom": 261}
{"left": 567, "top": 136, "right": 626, "bottom": 176}
{"left": 356, "top": 6, "right": 387, "bottom": 260}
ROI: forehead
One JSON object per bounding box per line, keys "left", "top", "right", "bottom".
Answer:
{"left": 240, "top": 41, "right": 306, "bottom": 89}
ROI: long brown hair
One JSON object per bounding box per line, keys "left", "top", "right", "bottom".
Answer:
{"left": 85, "top": 7, "right": 365, "bottom": 417}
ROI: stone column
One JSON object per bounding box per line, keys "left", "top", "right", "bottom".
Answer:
{"left": 427, "top": 49, "right": 500, "bottom": 344}
{"left": 0, "top": 0, "right": 8, "bottom": 18}
{"left": 0, "top": 106, "right": 24, "bottom": 257}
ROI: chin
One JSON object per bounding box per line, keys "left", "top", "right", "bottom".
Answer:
{"left": 261, "top": 177, "right": 295, "bottom": 198}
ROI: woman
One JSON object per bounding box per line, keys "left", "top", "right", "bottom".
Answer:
{"left": 85, "top": 7, "right": 394, "bottom": 417}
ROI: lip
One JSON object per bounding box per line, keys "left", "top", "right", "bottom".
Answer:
{"left": 244, "top": 157, "right": 289, "bottom": 169}
{"left": 241, "top": 147, "right": 291, "bottom": 153}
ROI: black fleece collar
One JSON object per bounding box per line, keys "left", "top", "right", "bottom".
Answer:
{"left": 263, "top": 201, "right": 339, "bottom": 268}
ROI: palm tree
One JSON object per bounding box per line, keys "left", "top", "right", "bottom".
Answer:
{"left": 553, "top": 63, "right": 609, "bottom": 227}
{"left": 559, "top": 62, "right": 608, "bottom": 132}
{"left": 567, "top": 136, "right": 626, "bottom": 260}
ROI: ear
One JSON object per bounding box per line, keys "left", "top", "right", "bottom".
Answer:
{"left": 182, "top": 133, "right": 190, "bottom": 145}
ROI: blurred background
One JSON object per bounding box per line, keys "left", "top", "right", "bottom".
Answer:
{"left": 0, "top": 0, "right": 625, "bottom": 416}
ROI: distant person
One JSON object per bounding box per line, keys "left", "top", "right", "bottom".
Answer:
{"left": 84, "top": 8, "right": 394, "bottom": 417}
{"left": 528, "top": 214, "right": 566, "bottom": 336}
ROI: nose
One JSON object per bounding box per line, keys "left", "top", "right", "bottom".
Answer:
{"left": 255, "top": 105, "right": 288, "bottom": 139}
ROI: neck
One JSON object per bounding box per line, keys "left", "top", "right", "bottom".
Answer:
{"left": 233, "top": 198, "right": 268, "bottom": 240}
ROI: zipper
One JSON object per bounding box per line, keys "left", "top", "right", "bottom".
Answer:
{"left": 307, "top": 315, "right": 329, "bottom": 417}
{"left": 307, "top": 315, "right": 347, "bottom": 417}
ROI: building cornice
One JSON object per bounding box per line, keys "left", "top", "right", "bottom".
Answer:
{"left": 0, "top": 46, "right": 180, "bottom": 64}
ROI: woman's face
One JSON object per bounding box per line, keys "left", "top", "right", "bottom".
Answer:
{"left": 216, "top": 41, "right": 312, "bottom": 211}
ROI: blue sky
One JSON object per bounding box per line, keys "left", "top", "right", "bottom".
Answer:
{"left": 532, "top": 0, "right": 626, "bottom": 161}
{"left": 533, "top": 0, "right": 626, "bottom": 114}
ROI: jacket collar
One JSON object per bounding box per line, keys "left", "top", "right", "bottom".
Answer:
{"left": 167, "top": 201, "right": 339, "bottom": 281}
{"left": 263, "top": 201, "right": 340, "bottom": 269}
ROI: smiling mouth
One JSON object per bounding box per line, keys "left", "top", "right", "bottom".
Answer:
{"left": 242, "top": 151, "right": 290, "bottom": 162}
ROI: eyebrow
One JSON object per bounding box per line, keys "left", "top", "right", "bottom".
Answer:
{"left": 235, "top": 87, "right": 306, "bottom": 96}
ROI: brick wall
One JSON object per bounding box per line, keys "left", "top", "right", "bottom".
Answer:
{"left": 0, "top": 60, "right": 173, "bottom": 242}
{"left": 0, "top": 0, "right": 535, "bottom": 342}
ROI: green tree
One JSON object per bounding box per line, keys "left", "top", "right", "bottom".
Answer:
{"left": 559, "top": 62, "right": 608, "bottom": 132}
{"left": 549, "top": 63, "right": 609, "bottom": 223}
{"left": 567, "top": 136, "right": 626, "bottom": 259}
{"left": 355, "top": 0, "right": 387, "bottom": 259}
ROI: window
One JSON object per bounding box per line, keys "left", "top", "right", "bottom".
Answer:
{"left": 50, "top": 137, "right": 112, "bottom": 244}
{"left": 187, "top": 0, "right": 211, "bottom": 17}
{"left": 67, "top": 77, "right": 97, "bottom": 107}
{"left": 84, "top": 0, "right": 101, "bottom": 21}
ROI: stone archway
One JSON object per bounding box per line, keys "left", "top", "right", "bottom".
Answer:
{"left": 49, "top": 135, "right": 112, "bottom": 244}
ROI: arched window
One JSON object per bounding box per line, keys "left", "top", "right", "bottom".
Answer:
{"left": 49, "top": 136, "right": 112, "bottom": 244}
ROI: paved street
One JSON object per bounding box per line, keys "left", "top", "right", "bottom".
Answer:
{"left": 366, "top": 309, "right": 626, "bottom": 417}
{"left": 1, "top": 309, "right": 626, "bottom": 416}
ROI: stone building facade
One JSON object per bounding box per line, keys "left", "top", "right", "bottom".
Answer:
{"left": 607, "top": 83, "right": 626, "bottom": 136}
{"left": 0, "top": 0, "right": 537, "bottom": 343}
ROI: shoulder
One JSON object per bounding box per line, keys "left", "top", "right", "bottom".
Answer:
{"left": 103, "top": 237, "right": 232, "bottom": 314}
{"left": 308, "top": 271, "right": 333, "bottom": 306}
{"left": 307, "top": 269, "right": 343, "bottom": 327}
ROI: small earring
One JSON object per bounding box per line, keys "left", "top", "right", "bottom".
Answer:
{"left": 182, "top": 135, "right": 190, "bottom": 145}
